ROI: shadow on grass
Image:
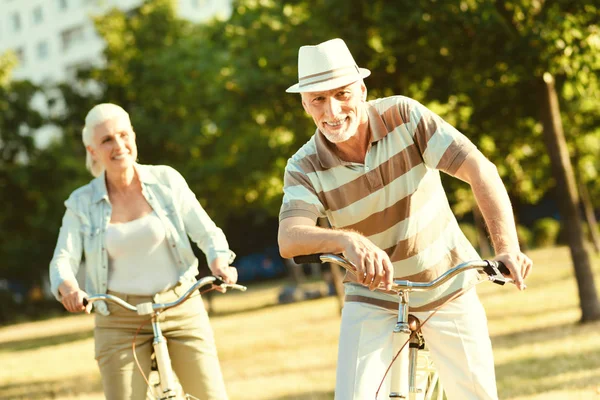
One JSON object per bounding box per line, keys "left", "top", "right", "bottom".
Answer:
{"left": 496, "top": 348, "right": 600, "bottom": 397}
{"left": 211, "top": 295, "right": 335, "bottom": 318}
{"left": 491, "top": 320, "right": 600, "bottom": 350}
{"left": 271, "top": 391, "right": 334, "bottom": 400}
{"left": 0, "top": 329, "right": 93, "bottom": 353}
{"left": 0, "top": 374, "right": 102, "bottom": 400}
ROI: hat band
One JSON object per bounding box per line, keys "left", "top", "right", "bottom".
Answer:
{"left": 298, "top": 65, "right": 360, "bottom": 89}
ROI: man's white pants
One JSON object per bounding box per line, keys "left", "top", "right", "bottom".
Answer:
{"left": 335, "top": 289, "right": 498, "bottom": 400}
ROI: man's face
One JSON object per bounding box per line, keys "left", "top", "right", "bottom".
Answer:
{"left": 301, "top": 80, "right": 366, "bottom": 143}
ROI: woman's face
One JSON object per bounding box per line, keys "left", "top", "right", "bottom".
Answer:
{"left": 87, "top": 115, "right": 137, "bottom": 174}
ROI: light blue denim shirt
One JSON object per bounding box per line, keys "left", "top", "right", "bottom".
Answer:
{"left": 49, "top": 164, "right": 235, "bottom": 315}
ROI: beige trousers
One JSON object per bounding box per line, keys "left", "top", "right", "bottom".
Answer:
{"left": 94, "top": 285, "right": 228, "bottom": 400}
{"left": 336, "top": 288, "right": 498, "bottom": 400}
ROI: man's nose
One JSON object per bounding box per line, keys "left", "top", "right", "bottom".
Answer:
{"left": 325, "top": 98, "right": 342, "bottom": 117}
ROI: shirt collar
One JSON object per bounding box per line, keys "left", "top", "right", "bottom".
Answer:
{"left": 314, "top": 102, "right": 391, "bottom": 169}
{"left": 90, "top": 163, "right": 158, "bottom": 203}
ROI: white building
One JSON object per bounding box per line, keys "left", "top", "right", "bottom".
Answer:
{"left": 0, "top": 0, "right": 231, "bottom": 84}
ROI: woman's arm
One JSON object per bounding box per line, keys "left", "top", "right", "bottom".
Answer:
{"left": 168, "top": 168, "right": 236, "bottom": 280}
{"left": 49, "top": 208, "right": 88, "bottom": 312}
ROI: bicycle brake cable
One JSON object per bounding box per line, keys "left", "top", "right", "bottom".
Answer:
{"left": 374, "top": 279, "right": 487, "bottom": 398}
{"left": 132, "top": 284, "right": 219, "bottom": 397}
{"left": 132, "top": 316, "right": 156, "bottom": 396}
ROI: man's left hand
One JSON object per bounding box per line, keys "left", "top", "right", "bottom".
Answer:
{"left": 494, "top": 251, "right": 533, "bottom": 291}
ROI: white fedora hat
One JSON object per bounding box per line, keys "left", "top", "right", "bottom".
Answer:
{"left": 286, "top": 38, "right": 371, "bottom": 93}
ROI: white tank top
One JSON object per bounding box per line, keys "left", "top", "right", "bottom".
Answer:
{"left": 105, "top": 211, "right": 180, "bottom": 295}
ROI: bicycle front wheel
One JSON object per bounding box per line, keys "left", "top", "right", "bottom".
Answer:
{"left": 418, "top": 348, "right": 445, "bottom": 400}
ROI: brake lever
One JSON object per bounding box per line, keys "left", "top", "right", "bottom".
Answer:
{"left": 483, "top": 260, "right": 511, "bottom": 286}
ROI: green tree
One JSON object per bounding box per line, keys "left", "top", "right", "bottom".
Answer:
{"left": 0, "top": 52, "right": 94, "bottom": 291}
{"left": 361, "top": 0, "right": 600, "bottom": 321}
{"left": 0, "top": 52, "right": 45, "bottom": 283}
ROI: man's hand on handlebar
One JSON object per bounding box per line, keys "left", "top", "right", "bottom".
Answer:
{"left": 344, "top": 232, "right": 394, "bottom": 291}
{"left": 493, "top": 251, "right": 533, "bottom": 291}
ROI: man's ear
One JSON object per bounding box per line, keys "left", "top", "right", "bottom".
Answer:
{"left": 361, "top": 82, "right": 367, "bottom": 102}
{"left": 301, "top": 95, "right": 310, "bottom": 114}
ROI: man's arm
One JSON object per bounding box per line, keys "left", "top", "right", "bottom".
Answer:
{"left": 453, "top": 150, "right": 533, "bottom": 290}
{"left": 278, "top": 216, "right": 394, "bottom": 291}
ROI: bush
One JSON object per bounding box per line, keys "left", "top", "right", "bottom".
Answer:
{"left": 516, "top": 224, "right": 533, "bottom": 250}
{"left": 533, "top": 218, "right": 561, "bottom": 248}
{"left": 459, "top": 223, "right": 478, "bottom": 248}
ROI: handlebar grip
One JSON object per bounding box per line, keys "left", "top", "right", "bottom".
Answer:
{"left": 496, "top": 261, "right": 510, "bottom": 275}
{"left": 484, "top": 260, "right": 511, "bottom": 286}
{"left": 293, "top": 254, "right": 323, "bottom": 264}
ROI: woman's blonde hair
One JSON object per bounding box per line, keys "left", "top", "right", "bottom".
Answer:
{"left": 82, "top": 103, "right": 131, "bottom": 177}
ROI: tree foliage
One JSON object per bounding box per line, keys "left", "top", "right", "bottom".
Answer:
{"left": 1, "top": 0, "right": 598, "bottom": 297}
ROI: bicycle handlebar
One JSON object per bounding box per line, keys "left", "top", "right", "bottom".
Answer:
{"left": 83, "top": 275, "right": 247, "bottom": 315}
{"left": 293, "top": 254, "right": 513, "bottom": 292}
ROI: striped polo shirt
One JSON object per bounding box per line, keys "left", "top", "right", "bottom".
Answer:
{"left": 279, "top": 95, "right": 482, "bottom": 311}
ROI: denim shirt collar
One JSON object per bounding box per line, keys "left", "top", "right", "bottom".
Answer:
{"left": 90, "top": 163, "right": 159, "bottom": 204}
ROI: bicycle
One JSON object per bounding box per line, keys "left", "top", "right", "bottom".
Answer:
{"left": 83, "top": 276, "right": 247, "bottom": 400}
{"left": 293, "top": 253, "right": 512, "bottom": 400}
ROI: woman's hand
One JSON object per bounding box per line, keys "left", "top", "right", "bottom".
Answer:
{"left": 58, "top": 281, "right": 89, "bottom": 313}
{"left": 210, "top": 258, "right": 238, "bottom": 293}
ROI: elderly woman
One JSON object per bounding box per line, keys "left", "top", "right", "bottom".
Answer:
{"left": 49, "top": 103, "right": 237, "bottom": 400}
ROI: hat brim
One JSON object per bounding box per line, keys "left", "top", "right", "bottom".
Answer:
{"left": 286, "top": 68, "right": 371, "bottom": 93}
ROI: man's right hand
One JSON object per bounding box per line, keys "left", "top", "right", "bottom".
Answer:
{"left": 343, "top": 232, "right": 394, "bottom": 291}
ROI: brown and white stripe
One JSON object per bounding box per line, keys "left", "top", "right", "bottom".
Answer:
{"left": 280, "top": 95, "right": 480, "bottom": 310}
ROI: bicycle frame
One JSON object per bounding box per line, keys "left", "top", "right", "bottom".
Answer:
{"left": 84, "top": 276, "right": 247, "bottom": 400}
{"left": 294, "top": 253, "right": 510, "bottom": 400}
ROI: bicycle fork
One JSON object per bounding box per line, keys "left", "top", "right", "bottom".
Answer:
{"left": 389, "top": 291, "right": 423, "bottom": 400}
{"left": 151, "top": 314, "right": 179, "bottom": 399}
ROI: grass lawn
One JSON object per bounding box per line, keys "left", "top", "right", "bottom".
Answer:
{"left": 0, "top": 246, "right": 599, "bottom": 399}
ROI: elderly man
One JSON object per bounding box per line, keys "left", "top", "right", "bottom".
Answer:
{"left": 277, "top": 38, "right": 532, "bottom": 400}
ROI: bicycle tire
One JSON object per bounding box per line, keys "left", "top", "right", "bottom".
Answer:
{"left": 418, "top": 348, "right": 446, "bottom": 400}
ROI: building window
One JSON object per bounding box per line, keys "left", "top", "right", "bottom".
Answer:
{"left": 32, "top": 6, "right": 44, "bottom": 24}
{"left": 58, "top": 0, "right": 68, "bottom": 10}
{"left": 37, "top": 41, "right": 49, "bottom": 59}
{"left": 65, "top": 61, "right": 92, "bottom": 80}
{"left": 60, "top": 25, "right": 85, "bottom": 52}
{"left": 15, "top": 47, "right": 26, "bottom": 66}
{"left": 191, "top": 0, "right": 208, "bottom": 8}
{"left": 10, "top": 12, "right": 21, "bottom": 32}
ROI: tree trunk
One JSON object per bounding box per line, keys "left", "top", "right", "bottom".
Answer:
{"left": 540, "top": 72, "right": 600, "bottom": 323}
{"left": 578, "top": 181, "right": 600, "bottom": 254}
